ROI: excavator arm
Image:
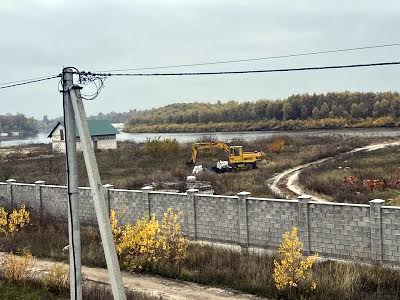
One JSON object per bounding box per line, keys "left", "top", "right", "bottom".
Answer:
{"left": 187, "top": 142, "right": 230, "bottom": 165}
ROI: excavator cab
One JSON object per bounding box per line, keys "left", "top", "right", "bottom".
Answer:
{"left": 229, "top": 146, "right": 243, "bottom": 161}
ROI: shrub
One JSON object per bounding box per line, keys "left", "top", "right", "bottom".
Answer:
{"left": 268, "top": 138, "right": 285, "bottom": 154}
{"left": 41, "top": 263, "right": 69, "bottom": 294}
{"left": 0, "top": 205, "right": 30, "bottom": 236}
{"left": 273, "top": 227, "right": 318, "bottom": 294}
{"left": 2, "top": 251, "right": 36, "bottom": 285}
{"left": 144, "top": 138, "right": 179, "bottom": 160}
{"left": 111, "top": 209, "right": 188, "bottom": 272}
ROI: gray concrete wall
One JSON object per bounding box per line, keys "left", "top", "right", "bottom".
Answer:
{"left": 308, "top": 202, "right": 371, "bottom": 259}
{"left": 0, "top": 182, "right": 7, "bottom": 203}
{"left": 0, "top": 180, "right": 399, "bottom": 265}
{"left": 381, "top": 207, "right": 400, "bottom": 264}
{"left": 247, "top": 198, "right": 298, "bottom": 248}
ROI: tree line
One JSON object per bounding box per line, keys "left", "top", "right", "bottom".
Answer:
{"left": 0, "top": 114, "right": 38, "bottom": 134}
{"left": 124, "top": 92, "right": 400, "bottom": 132}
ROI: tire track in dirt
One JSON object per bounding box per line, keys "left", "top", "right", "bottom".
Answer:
{"left": 267, "top": 141, "right": 400, "bottom": 201}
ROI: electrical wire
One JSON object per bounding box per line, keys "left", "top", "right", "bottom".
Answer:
{"left": 79, "top": 61, "right": 400, "bottom": 77}
{"left": 0, "top": 74, "right": 60, "bottom": 86}
{"left": 0, "top": 75, "right": 61, "bottom": 90}
{"left": 94, "top": 42, "right": 400, "bottom": 72}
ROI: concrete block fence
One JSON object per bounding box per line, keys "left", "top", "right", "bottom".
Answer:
{"left": 1, "top": 180, "right": 400, "bottom": 265}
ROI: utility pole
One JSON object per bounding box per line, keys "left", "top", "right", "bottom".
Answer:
{"left": 62, "top": 68, "right": 82, "bottom": 300}
{"left": 69, "top": 85, "right": 127, "bottom": 300}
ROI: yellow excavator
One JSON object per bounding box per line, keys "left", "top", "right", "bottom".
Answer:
{"left": 187, "top": 142, "right": 263, "bottom": 171}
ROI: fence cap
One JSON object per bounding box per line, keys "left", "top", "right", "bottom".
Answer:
{"left": 34, "top": 180, "right": 46, "bottom": 185}
{"left": 102, "top": 184, "right": 114, "bottom": 188}
{"left": 369, "top": 199, "right": 385, "bottom": 204}
{"left": 141, "top": 186, "right": 154, "bottom": 191}
{"left": 6, "top": 179, "right": 16, "bottom": 183}
{"left": 237, "top": 191, "right": 251, "bottom": 197}
{"left": 298, "top": 194, "right": 312, "bottom": 200}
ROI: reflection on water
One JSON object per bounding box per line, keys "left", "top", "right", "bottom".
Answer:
{"left": 1, "top": 127, "right": 400, "bottom": 147}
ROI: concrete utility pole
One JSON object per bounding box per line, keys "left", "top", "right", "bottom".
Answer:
{"left": 69, "top": 85, "right": 127, "bottom": 300}
{"left": 62, "top": 68, "right": 82, "bottom": 300}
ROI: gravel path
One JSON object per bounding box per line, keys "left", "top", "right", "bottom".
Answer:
{"left": 267, "top": 141, "right": 400, "bottom": 201}
{"left": 0, "top": 252, "right": 263, "bottom": 300}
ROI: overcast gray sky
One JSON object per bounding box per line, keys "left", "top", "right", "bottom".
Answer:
{"left": 1, "top": 0, "right": 400, "bottom": 119}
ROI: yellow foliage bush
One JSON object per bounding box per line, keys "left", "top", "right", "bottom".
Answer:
{"left": 111, "top": 208, "right": 188, "bottom": 271}
{"left": 273, "top": 227, "right": 318, "bottom": 292}
{"left": 41, "top": 263, "right": 70, "bottom": 294}
{"left": 0, "top": 205, "right": 30, "bottom": 236}
{"left": 268, "top": 139, "right": 285, "bottom": 154}
{"left": 2, "top": 252, "right": 36, "bottom": 285}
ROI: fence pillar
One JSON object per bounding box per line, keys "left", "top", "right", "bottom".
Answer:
{"left": 141, "top": 186, "right": 154, "bottom": 217}
{"left": 237, "top": 191, "right": 251, "bottom": 249}
{"left": 6, "top": 179, "right": 16, "bottom": 209}
{"left": 34, "top": 180, "right": 45, "bottom": 218}
{"left": 102, "top": 184, "right": 114, "bottom": 214}
{"left": 187, "top": 189, "right": 199, "bottom": 240}
{"left": 369, "top": 199, "right": 384, "bottom": 262}
{"left": 298, "top": 195, "right": 311, "bottom": 255}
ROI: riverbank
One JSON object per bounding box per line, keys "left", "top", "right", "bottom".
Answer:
{"left": 2, "top": 127, "right": 400, "bottom": 147}
{"left": 124, "top": 117, "right": 400, "bottom": 133}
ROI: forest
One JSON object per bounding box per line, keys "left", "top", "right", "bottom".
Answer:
{"left": 0, "top": 114, "right": 38, "bottom": 134}
{"left": 124, "top": 91, "right": 400, "bottom": 132}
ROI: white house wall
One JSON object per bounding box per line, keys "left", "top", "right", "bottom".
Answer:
{"left": 97, "top": 139, "right": 117, "bottom": 150}
{"left": 52, "top": 140, "right": 117, "bottom": 153}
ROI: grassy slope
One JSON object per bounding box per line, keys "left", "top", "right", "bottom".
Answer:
{"left": 124, "top": 118, "right": 400, "bottom": 133}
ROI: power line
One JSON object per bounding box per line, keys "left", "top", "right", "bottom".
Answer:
{"left": 0, "top": 74, "right": 61, "bottom": 86}
{"left": 0, "top": 75, "right": 60, "bottom": 90}
{"left": 80, "top": 61, "right": 400, "bottom": 77}
{"left": 94, "top": 42, "right": 400, "bottom": 73}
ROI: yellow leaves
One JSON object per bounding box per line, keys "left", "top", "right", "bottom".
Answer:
{"left": 110, "top": 208, "right": 188, "bottom": 271}
{"left": 273, "top": 227, "right": 318, "bottom": 292}
{"left": 0, "top": 205, "right": 30, "bottom": 236}
{"left": 268, "top": 138, "right": 285, "bottom": 154}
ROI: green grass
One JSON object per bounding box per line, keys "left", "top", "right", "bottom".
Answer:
{"left": 0, "top": 279, "right": 161, "bottom": 300}
{"left": 0, "top": 280, "right": 65, "bottom": 300}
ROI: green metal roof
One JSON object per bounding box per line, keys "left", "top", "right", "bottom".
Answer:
{"left": 82, "top": 119, "right": 119, "bottom": 137}
{"left": 48, "top": 120, "right": 119, "bottom": 138}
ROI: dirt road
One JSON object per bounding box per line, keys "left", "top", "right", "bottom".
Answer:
{"left": 267, "top": 141, "right": 400, "bottom": 201}
{"left": 0, "top": 253, "right": 262, "bottom": 300}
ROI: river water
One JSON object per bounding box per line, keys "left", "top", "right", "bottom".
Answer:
{"left": 1, "top": 127, "right": 400, "bottom": 147}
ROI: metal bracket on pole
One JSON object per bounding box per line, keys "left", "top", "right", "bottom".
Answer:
{"left": 69, "top": 85, "right": 127, "bottom": 300}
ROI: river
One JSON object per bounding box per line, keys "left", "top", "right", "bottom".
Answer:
{"left": 1, "top": 127, "right": 400, "bottom": 147}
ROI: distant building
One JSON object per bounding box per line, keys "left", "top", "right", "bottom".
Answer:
{"left": 48, "top": 120, "right": 119, "bottom": 153}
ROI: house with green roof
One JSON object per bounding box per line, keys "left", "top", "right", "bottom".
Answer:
{"left": 48, "top": 119, "right": 119, "bottom": 153}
